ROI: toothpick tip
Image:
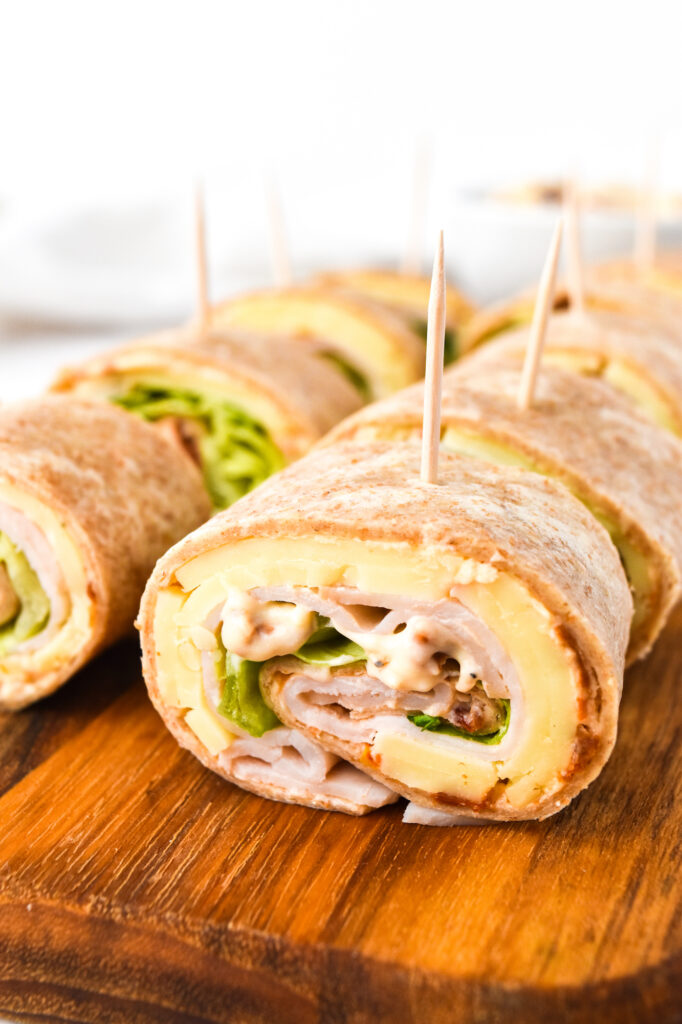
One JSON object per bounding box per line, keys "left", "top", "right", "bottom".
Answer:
{"left": 421, "top": 232, "right": 447, "bottom": 485}
{"left": 517, "top": 215, "right": 564, "bottom": 411}
{"left": 193, "top": 181, "right": 209, "bottom": 335}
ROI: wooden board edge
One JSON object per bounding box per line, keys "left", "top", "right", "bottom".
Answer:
{"left": 1, "top": 898, "right": 681, "bottom": 1023}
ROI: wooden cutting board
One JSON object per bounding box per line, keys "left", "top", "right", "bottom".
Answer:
{"left": 0, "top": 607, "right": 681, "bottom": 1024}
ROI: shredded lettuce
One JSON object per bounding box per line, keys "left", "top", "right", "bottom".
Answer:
{"left": 414, "top": 320, "right": 457, "bottom": 364}
{"left": 213, "top": 616, "right": 364, "bottom": 737}
{"left": 216, "top": 648, "right": 281, "bottom": 737}
{"left": 114, "top": 385, "right": 285, "bottom": 510}
{"left": 295, "top": 618, "right": 366, "bottom": 666}
{"left": 407, "top": 700, "right": 511, "bottom": 745}
{"left": 0, "top": 534, "right": 50, "bottom": 656}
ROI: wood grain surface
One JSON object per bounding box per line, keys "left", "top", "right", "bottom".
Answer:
{"left": 0, "top": 607, "right": 681, "bottom": 1024}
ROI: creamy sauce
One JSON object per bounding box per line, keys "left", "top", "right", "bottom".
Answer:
{"left": 219, "top": 588, "right": 316, "bottom": 661}
{"left": 344, "top": 615, "right": 484, "bottom": 694}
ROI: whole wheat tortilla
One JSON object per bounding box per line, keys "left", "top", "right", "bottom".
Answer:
{"left": 326, "top": 355, "right": 682, "bottom": 661}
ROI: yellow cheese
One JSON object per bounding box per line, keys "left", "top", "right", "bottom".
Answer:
{"left": 175, "top": 537, "right": 492, "bottom": 600}
{"left": 0, "top": 481, "right": 91, "bottom": 679}
{"left": 153, "top": 586, "right": 242, "bottom": 750}
{"left": 152, "top": 586, "right": 230, "bottom": 715}
{"left": 373, "top": 730, "right": 497, "bottom": 803}
{"left": 542, "top": 350, "right": 604, "bottom": 375}
{"left": 602, "top": 360, "right": 680, "bottom": 435}
{"left": 185, "top": 706, "right": 235, "bottom": 755}
{"left": 152, "top": 587, "right": 186, "bottom": 706}
{"left": 457, "top": 577, "right": 578, "bottom": 807}
{"left": 176, "top": 652, "right": 206, "bottom": 708}
{"left": 442, "top": 428, "right": 538, "bottom": 471}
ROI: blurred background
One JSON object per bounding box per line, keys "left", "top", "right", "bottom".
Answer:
{"left": 1, "top": 0, "right": 681, "bottom": 397}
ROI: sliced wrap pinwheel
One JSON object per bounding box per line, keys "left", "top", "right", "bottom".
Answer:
{"left": 0, "top": 398, "right": 210, "bottom": 710}
{"left": 138, "top": 442, "right": 631, "bottom": 822}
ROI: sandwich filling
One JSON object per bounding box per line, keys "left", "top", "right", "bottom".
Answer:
{"left": 0, "top": 481, "right": 95, "bottom": 706}
{"left": 154, "top": 538, "right": 587, "bottom": 816}
{"left": 115, "top": 384, "right": 285, "bottom": 510}
{"left": 0, "top": 533, "right": 50, "bottom": 656}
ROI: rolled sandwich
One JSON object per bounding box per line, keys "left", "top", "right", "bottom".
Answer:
{"left": 211, "top": 287, "right": 426, "bottom": 399}
{"left": 53, "top": 328, "right": 362, "bottom": 511}
{"left": 461, "top": 275, "right": 681, "bottom": 351}
{"left": 0, "top": 398, "right": 210, "bottom": 710}
{"left": 139, "top": 442, "right": 632, "bottom": 822}
{"left": 463, "top": 311, "right": 682, "bottom": 437}
{"left": 313, "top": 269, "right": 476, "bottom": 362}
{"left": 327, "top": 359, "right": 682, "bottom": 662}
{"left": 590, "top": 255, "right": 682, "bottom": 304}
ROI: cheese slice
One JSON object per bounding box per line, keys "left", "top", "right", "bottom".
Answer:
{"left": 212, "top": 290, "right": 423, "bottom": 398}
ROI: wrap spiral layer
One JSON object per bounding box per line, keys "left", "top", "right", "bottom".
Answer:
{"left": 53, "top": 327, "right": 363, "bottom": 511}
{"left": 464, "top": 310, "right": 682, "bottom": 437}
{"left": 139, "top": 441, "right": 632, "bottom": 822}
{"left": 461, "top": 271, "right": 682, "bottom": 353}
{"left": 0, "top": 398, "right": 211, "bottom": 710}
{"left": 211, "top": 287, "right": 426, "bottom": 399}
{"left": 326, "top": 355, "right": 682, "bottom": 662}
{"left": 313, "top": 269, "right": 476, "bottom": 360}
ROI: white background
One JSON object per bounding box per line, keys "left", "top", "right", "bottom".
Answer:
{"left": 0, "top": 0, "right": 681, "bottom": 397}
{"left": 2, "top": 0, "right": 682, "bottom": 202}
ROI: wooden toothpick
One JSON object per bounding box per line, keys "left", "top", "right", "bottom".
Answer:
{"left": 635, "top": 142, "right": 659, "bottom": 272}
{"left": 402, "top": 141, "right": 431, "bottom": 276}
{"left": 265, "top": 175, "right": 293, "bottom": 288}
{"left": 420, "top": 231, "right": 446, "bottom": 484}
{"left": 194, "top": 183, "right": 210, "bottom": 336}
{"left": 563, "top": 179, "right": 585, "bottom": 316}
{"left": 517, "top": 218, "right": 564, "bottom": 411}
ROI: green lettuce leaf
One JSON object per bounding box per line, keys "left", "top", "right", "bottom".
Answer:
{"left": 216, "top": 649, "right": 281, "bottom": 737}
{"left": 319, "top": 352, "right": 371, "bottom": 401}
{"left": 407, "top": 700, "right": 510, "bottom": 745}
{"left": 0, "top": 533, "right": 50, "bottom": 656}
{"left": 413, "top": 320, "right": 457, "bottom": 364}
{"left": 294, "top": 618, "right": 366, "bottom": 666}
{"left": 114, "top": 385, "right": 285, "bottom": 511}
